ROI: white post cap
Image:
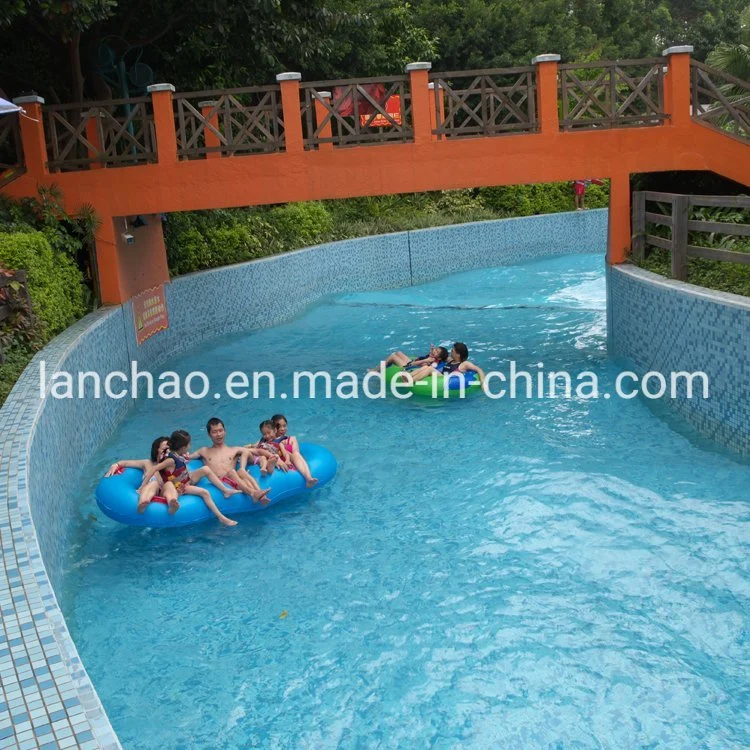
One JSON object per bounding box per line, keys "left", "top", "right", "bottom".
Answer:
{"left": 405, "top": 62, "right": 432, "bottom": 72}
{"left": 317, "top": 91, "right": 332, "bottom": 98}
{"left": 662, "top": 45, "right": 693, "bottom": 56}
{"left": 147, "top": 83, "right": 176, "bottom": 93}
{"left": 276, "top": 72, "right": 302, "bottom": 82}
{"left": 198, "top": 101, "right": 219, "bottom": 108}
{"left": 13, "top": 95, "right": 45, "bottom": 105}
{"left": 531, "top": 54, "right": 561, "bottom": 64}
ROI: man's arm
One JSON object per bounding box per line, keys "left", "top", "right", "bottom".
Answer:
{"left": 462, "top": 361, "right": 485, "bottom": 383}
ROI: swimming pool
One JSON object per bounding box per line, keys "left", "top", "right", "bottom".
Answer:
{"left": 60, "top": 253, "right": 749, "bottom": 748}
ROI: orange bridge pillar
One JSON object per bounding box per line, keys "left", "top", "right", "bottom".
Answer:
{"left": 314, "top": 91, "right": 334, "bottom": 152}
{"left": 608, "top": 171, "right": 632, "bottom": 264}
{"left": 277, "top": 72, "right": 304, "bottom": 153}
{"left": 663, "top": 45, "right": 694, "bottom": 129}
{"left": 428, "top": 82, "right": 445, "bottom": 141}
{"left": 532, "top": 54, "right": 560, "bottom": 134}
{"left": 12, "top": 95, "right": 48, "bottom": 177}
{"left": 406, "top": 62, "right": 432, "bottom": 144}
{"left": 199, "top": 101, "right": 222, "bottom": 159}
{"left": 147, "top": 83, "right": 178, "bottom": 164}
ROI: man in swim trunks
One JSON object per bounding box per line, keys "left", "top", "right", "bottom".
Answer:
{"left": 406, "top": 342, "right": 485, "bottom": 384}
{"left": 188, "top": 418, "right": 271, "bottom": 506}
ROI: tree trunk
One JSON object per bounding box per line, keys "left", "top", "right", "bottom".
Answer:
{"left": 67, "top": 32, "right": 85, "bottom": 102}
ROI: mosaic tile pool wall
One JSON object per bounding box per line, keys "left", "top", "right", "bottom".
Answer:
{"left": 608, "top": 264, "right": 750, "bottom": 455}
{"left": 0, "top": 210, "right": 606, "bottom": 749}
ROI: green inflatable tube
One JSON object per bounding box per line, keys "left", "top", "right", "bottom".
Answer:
{"left": 384, "top": 363, "right": 483, "bottom": 399}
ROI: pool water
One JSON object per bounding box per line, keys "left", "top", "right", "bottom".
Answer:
{"left": 61, "top": 253, "right": 749, "bottom": 748}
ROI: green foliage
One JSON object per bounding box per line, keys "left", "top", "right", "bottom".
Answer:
{"left": 636, "top": 201, "right": 750, "bottom": 296}
{"left": 0, "top": 231, "right": 87, "bottom": 336}
{"left": 4, "top": 0, "right": 749, "bottom": 104}
{"left": 479, "top": 182, "right": 609, "bottom": 216}
{"left": 639, "top": 247, "right": 750, "bottom": 296}
{"left": 0, "top": 341, "right": 38, "bottom": 406}
{"left": 165, "top": 185, "right": 609, "bottom": 276}
{"left": 267, "top": 202, "right": 333, "bottom": 248}
{"left": 164, "top": 209, "right": 283, "bottom": 275}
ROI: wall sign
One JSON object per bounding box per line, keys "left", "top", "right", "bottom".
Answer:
{"left": 132, "top": 284, "right": 169, "bottom": 345}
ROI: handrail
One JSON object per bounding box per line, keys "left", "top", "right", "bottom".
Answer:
{"left": 632, "top": 190, "right": 750, "bottom": 279}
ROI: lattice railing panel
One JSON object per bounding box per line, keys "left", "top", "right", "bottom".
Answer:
{"left": 45, "top": 98, "right": 156, "bottom": 172}
{"left": 559, "top": 58, "right": 665, "bottom": 130}
{"left": 429, "top": 67, "right": 537, "bottom": 138}
{"left": 173, "top": 86, "right": 284, "bottom": 158}
{"left": 300, "top": 76, "right": 413, "bottom": 148}
{"left": 690, "top": 60, "right": 750, "bottom": 143}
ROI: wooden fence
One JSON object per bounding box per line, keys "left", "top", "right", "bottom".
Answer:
{"left": 173, "top": 86, "right": 284, "bottom": 158}
{"left": 632, "top": 190, "right": 750, "bottom": 280}
{"left": 429, "top": 67, "right": 537, "bottom": 138}
{"left": 300, "top": 76, "right": 413, "bottom": 149}
{"left": 559, "top": 58, "right": 665, "bottom": 130}
{"left": 690, "top": 60, "right": 750, "bottom": 143}
{"left": 45, "top": 98, "right": 156, "bottom": 172}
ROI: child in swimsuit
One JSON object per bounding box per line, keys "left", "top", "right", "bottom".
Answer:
{"left": 271, "top": 414, "right": 318, "bottom": 488}
{"left": 140, "top": 429, "right": 240, "bottom": 526}
{"left": 105, "top": 435, "right": 170, "bottom": 513}
{"left": 254, "top": 420, "right": 293, "bottom": 472}
{"left": 241, "top": 441, "right": 278, "bottom": 476}
{"left": 403, "top": 346, "right": 448, "bottom": 371}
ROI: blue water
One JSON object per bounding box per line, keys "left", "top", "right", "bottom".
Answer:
{"left": 61, "top": 253, "right": 750, "bottom": 748}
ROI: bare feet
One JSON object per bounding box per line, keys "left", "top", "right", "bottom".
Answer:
{"left": 168, "top": 497, "right": 180, "bottom": 515}
{"left": 262, "top": 456, "right": 278, "bottom": 476}
{"left": 306, "top": 477, "right": 319, "bottom": 488}
{"left": 252, "top": 488, "right": 271, "bottom": 507}
{"left": 219, "top": 515, "right": 238, "bottom": 526}
{"left": 137, "top": 497, "right": 150, "bottom": 513}
{"left": 222, "top": 487, "right": 241, "bottom": 498}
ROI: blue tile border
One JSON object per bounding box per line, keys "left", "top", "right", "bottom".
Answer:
{"left": 608, "top": 263, "right": 750, "bottom": 455}
{"left": 0, "top": 211, "right": 607, "bottom": 748}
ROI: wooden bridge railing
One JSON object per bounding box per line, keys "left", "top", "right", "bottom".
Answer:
{"left": 632, "top": 190, "right": 750, "bottom": 280}
{"left": 690, "top": 60, "right": 750, "bottom": 143}
{"left": 429, "top": 67, "right": 537, "bottom": 138}
{"left": 45, "top": 98, "right": 156, "bottom": 172}
{"left": 559, "top": 58, "right": 666, "bottom": 130}
{"left": 0, "top": 113, "right": 24, "bottom": 186}
{"left": 300, "top": 75, "right": 413, "bottom": 149}
{"left": 10, "top": 50, "right": 748, "bottom": 173}
{"left": 173, "top": 85, "right": 285, "bottom": 159}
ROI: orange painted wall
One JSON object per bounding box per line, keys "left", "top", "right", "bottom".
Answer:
{"left": 4, "top": 53, "right": 749, "bottom": 305}
{"left": 112, "top": 216, "right": 170, "bottom": 301}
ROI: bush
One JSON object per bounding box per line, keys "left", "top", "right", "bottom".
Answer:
{"left": 0, "top": 231, "right": 87, "bottom": 336}
{"left": 164, "top": 185, "right": 611, "bottom": 276}
{"left": 266, "top": 202, "right": 333, "bottom": 248}
{"left": 479, "top": 181, "right": 609, "bottom": 215}
{"left": 165, "top": 211, "right": 281, "bottom": 275}
{"left": 0, "top": 342, "right": 38, "bottom": 406}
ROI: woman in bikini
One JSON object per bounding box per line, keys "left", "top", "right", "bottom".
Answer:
{"left": 105, "top": 436, "right": 170, "bottom": 513}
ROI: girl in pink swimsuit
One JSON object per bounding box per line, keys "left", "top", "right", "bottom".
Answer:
{"left": 271, "top": 415, "right": 318, "bottom": 488}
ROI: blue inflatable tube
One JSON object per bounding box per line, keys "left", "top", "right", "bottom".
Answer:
{"left": 95, "top": 442, "right": 337, "bottom": 528}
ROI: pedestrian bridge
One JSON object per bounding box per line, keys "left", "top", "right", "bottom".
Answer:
{"left": 2, "top": 47, "right": 749, "bottom": 304}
